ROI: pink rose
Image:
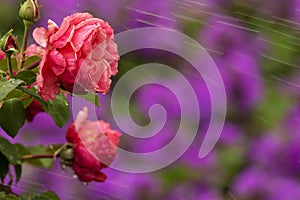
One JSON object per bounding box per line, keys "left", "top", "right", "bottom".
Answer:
{"left": 66, "top": 107, "right": 121, "bottom": 182}
{"left": 33, "top": 13, "right": 119, "bottom": 100}
{"left": 26, "top": 44, "right": 45, "bottom": 57}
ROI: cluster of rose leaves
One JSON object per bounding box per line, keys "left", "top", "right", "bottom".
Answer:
{"left": 0, "top": 0, "right": 121, "bottom": 198}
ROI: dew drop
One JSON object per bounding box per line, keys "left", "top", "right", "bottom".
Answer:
{"left": 82, "top": 182, "right": 88, "bottom": 186}
{"left": 73, "top": 174, "right": 78, "bottom": 178}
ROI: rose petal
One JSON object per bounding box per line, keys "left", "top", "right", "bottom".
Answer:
{"left": 50, "top": 13, "right": 93, "bottom": 44}
{"left": 32, "top": 27, "right": 48, "bottom": 47}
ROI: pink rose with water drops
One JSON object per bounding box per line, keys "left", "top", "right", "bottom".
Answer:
{"left": 33, "top": 13, "right": 119, "bottom": 100}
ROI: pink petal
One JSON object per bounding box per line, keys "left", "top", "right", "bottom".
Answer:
{"left": 37, "top": 54, "right": 60, "bottom": 100}
{"left": 51, "top": 25, "right": 75, "bottom": 48}
{"left": 50, "top": 13, "right": 93, "bottom": 44}
{"left": 47, "top": 19, "right": 59, "bottom": 35}
{"left": 49, "top": 50, "right": 66, "bottom": 76}
{"left": 32, "top": 27, "right": 48, "bottom": 48}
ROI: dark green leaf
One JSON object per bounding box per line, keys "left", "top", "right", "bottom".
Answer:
{"left": 17, "top": 86, "right": 47, "bottom": 109}
{"left": 0, "top": 58, "right": 17, "bottom": 72}
{"left": 39, "top": 191, "right": 60, "bottom": 200}
{"left": 0, "top": 78, "right": 24, "bottom": 101}
{"left": 0, "top": 186, "right": 18, "bottom": 199}
{"left": 13, "top": 70, "right": 37, "bottom": 85}
{"left": 5, "top": 89, "right": 33, "bottom": 109}
{"left": 0, "top": 136, "right": 22, "bottom": 165}
{"left": 0, "top": 153, "right": 9, "bottom": 183}
{"left": 0, "top": 98, "right": 26, "bottom": 138}
{"left": 77, "top": 93, "right": 100, "bottom": 107}
{"left": 20, "top": 191, "right": 60, "bottom": 200}
{"left": 0, "top": 193, "right": 19, "bottom": 200}
{"left": 23, "top": 56, "right": 41, "bottom": 67}
{"left": 14, "top": 165, "right": 22, "bottom": 183}
{"left": 47, "top": 94, "right": 69, "bottom": 127}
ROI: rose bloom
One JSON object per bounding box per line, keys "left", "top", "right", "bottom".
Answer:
{"left": 33, "top": 13, "right": 119, "bottom": 100}
{"left": 26, "top": 44, "right": 45, "bottom": 57}
{"left": 66, "top": 107, "right": 121, "bottom": 182}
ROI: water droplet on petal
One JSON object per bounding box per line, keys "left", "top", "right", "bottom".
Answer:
{"left": 73, "top": 174, "right": 78, "bottom": 178}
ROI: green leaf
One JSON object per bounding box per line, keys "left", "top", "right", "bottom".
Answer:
{"left": 0, "top": 58, "right": 17, "bottom": 72}
{"left": 47, "top": 94, "right": 69, "bottom": 127}
{"left": 0, "top": 137, "right": 22, "bottom": 165}
{"left": 39, "top": 191, "right": 60, "bottom": 200}
{"left": 0, "top": 193, "right": 19, "bottom": 200}
{"left": 0, "top": 186, "right": 18, "bottom": 199}
{"left": 20, "top": 191, "right": 60, "bottom": 200}
{"left": 23, "top": 56, "right": 41, "bottom": 68}
{"left": 14, "top": 165, "right": 22, "bottom": 183}
{"left": 0, "top": 153, "right": 9, "bottom": 183}
{"left": 13, "top": 70, "right": 36, "bottom": 85}
{"left": 5, "top": 89, "right": 33, "bottom": 109}
{"left": 0, "top": 98, "right": 26, "bottom": 138}
{"left": 0, "top": 78, "right": 24, "bottom": 101}
{"left": 77, "top": 93, "right": 100, "bottom": 107}
{"left": 17, "top": 86, "right": 46, "bottom": 109}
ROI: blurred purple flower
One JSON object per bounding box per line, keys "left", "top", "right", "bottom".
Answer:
{"left": 136, "top": 84, "right": 181, "bottom": 119}
{"left": 199, "top": 16, "right": 264, "bottom": 110}
{"left": 166, "top": 183, "right": 222, "bottom": 200}
{"left": 232, "top": 167, "right": 300, "bottom": 200}
{"left": 125, "top": 0, "right": 177, "bottom": 29}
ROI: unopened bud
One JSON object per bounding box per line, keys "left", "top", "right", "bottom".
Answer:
{"left": 0, "top": 30, "right": 18, "bottom": 55}
{"left": 19, "top": 0, "right": 40, "bottom": 24}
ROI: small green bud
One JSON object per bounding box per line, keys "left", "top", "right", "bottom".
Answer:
{"left": 19, "top": 0, "right": 40, "bottom": 24}
{"left": 60, "top": 147, "right": 74, "bottom": 167}
{"left": 60, "top": 148, "right": 74, "bottom": 161}
{"left": 0, "top": 29, "right": 18, "bottom": 55}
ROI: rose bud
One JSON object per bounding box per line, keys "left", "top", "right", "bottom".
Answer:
{"left": 32, "top": 13, "right": 119, "bottom": 100}
{"left": 66, "top": 107, "right": 121, "bottom": 182}
{"left": 0, "top": 29, "right": 18, "bottom": 56}
{"left": 19, "top": 0, "right": 40, "bottom": 24}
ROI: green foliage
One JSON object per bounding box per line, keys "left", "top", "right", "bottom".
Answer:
{"left": 46, "top": 94, "right": 70, "bottom": 128}
{"left": 0, "top": 57, "right": 17, "bottom": 71}
{"left": 20, "top": 191, "right": 60, "bottom": 200}
{"left": 13, "top": 70, "right": 36, "bottom": 85}
{"left": 0, "top": 192, "right": 19, "bottom": 200}
{"left": 15, "top": 144, "right": 62, "bottom": 169}
{"left": 14, "top": 165, "right": 22, "bottom": 183}
{"left": 77, "top": 92, "right": 100, "bottom": 107}
{"left": 0, "top": 98, "right": 25, "bottom": 138}
{"left": 0, "top": 78, "right": 24, "bottom": 101}
{"left": 0, "top": 136, "right": 23, "bottom": 186}
{"left": 0, "top": 191, "right": 60, "bottom": 200}
{"left": 0, "top": 153, "right": 9, "bottom": 183}
{"left": 0, "top": 136, "right": 22, "bottom": 165}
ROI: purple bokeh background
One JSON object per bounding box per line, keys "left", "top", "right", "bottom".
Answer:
{"left": 1, "top": 0, "right": 300, "bottom": 199}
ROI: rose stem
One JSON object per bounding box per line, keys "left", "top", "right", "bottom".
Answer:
{"left": 20, "top": 25, "right": 29, "bottom": 69}
{"left": 7, "top": 55, "right": 13, "bottom": 76}
{"left": 22, "top": 154, "right": 58, "bottom": 161}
